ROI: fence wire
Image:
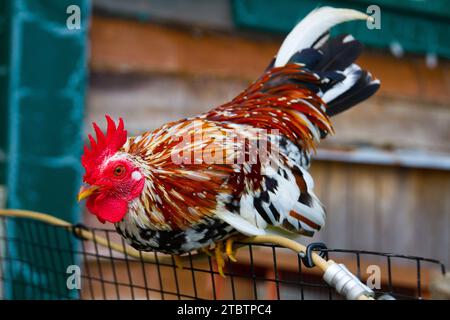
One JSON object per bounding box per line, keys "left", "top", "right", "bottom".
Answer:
{"left": 0, "top": 216, "right": 446, "bottom": 300}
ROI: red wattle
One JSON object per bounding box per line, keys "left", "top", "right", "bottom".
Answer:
{"left": 86, "top": 193, "right": 128, "bottom": 223}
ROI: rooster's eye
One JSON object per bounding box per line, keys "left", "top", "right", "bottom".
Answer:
{"left": 114, "top": 165, "right": 126, "bottom": 177}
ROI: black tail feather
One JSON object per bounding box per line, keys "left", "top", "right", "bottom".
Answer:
{"left": 315, "top": 34, "right": 363, "bottom": 71}
{"left": 326, "top": 71, "right": 380, "bottom": 116}
{"left": 285, "top": 34, "right": 380, "bottom": 117}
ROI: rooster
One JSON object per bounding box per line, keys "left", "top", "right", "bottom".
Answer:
{"left": 78, "top": 7, "right": 380, "bottom": 276}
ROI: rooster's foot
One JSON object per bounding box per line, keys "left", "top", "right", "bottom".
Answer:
{"left": 225, "top": 237, "right": 238, "bottom": 262}
{"left": 214, "top": 241, "right": 226, "bottom": 277}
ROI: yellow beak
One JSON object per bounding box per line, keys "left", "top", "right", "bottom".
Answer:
{"left": 77, "top": 185, "right": 99, "bottom": 202}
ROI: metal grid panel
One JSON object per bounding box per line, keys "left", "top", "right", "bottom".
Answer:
{"left": 0, "top": 216, "right": 446, "bottom": 300}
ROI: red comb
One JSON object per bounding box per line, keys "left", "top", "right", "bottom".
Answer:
{"left": 81, "top": 115, "right": 127, "bottom": 183}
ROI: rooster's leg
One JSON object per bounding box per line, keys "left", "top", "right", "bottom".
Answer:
{"left": 172, "top": 255, "right": 183, "bottom": 270}
{"left": 214, "top": 241, "right": 226, "bottom": 277}
{"left": 225, "top": 237, "right": 238, "bottom": 262}
{"left": 198, "top": 247, "right": 212, "bottom": 256}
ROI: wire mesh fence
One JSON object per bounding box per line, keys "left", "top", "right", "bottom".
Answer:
{"left": 0, "top": 216, "right": 446, "bottom": 300}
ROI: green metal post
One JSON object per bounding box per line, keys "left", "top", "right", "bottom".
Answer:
{"left": 3, "top": 0, "right": 90, "bottom": 299}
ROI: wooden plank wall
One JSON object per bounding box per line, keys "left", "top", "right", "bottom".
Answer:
{"left": 309, "top": 162, "right": 450, "bottom": 264}
{"left": 85, "top": 15, "right": 450, "bottom": 268}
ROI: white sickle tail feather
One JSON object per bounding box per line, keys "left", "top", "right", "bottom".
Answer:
{"left": 275, "top": 7, "right": 369, "bottom": 67}
{"left": 271, "top": 6, "right": 379, "bottom": 117}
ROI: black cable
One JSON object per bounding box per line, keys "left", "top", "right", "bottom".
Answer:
{"left": 71, "top": 223, "right": 89, "bottom": 241}
{"left": 301, "top": 242, "right": 328, "bottom": 268}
